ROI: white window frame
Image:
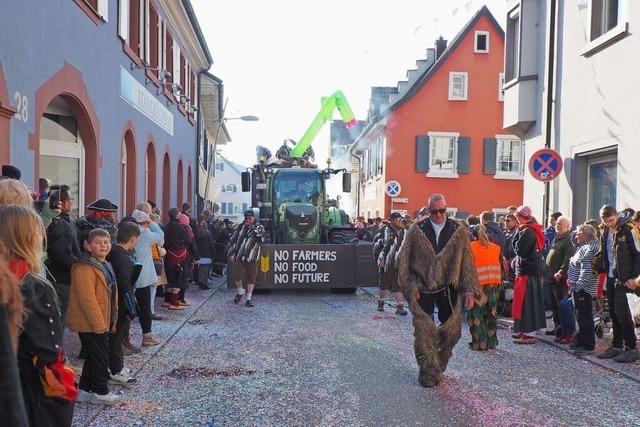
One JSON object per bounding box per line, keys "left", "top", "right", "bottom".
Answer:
{"left": 474, "top": 30, "right": 490, "bottom": 53}
{"left": 498, "top": 73, "right": 505, "bottom": 102}
{"left": 427, "top": 131, "right": 459, "bottom": 179}
{"left": 97, "top": 0, "right": 109, "bottom": 22}
{"left": 118, "top": 0, "right": 129, "bottom": 40}
{"left": 505, "top": 6, "right": 521, "bottom": 83}
{"left": 448, "top": 72, "right": 468, "bottom": 101}
{"left": 446, "top": 207, "right": 458, "bottom": 218}
{"left": 582, "top": 0, "right": 628, "bottom": 56}
{"left": 494, "top": 134, "right": 525, "bottom": 180}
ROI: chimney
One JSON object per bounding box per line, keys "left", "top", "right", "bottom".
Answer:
{"left": 435, "top": 36, "right": 447, "bottom": 60}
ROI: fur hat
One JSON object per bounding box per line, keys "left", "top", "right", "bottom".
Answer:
{"left": 1, "top": 165, "right": 21, "bottom": 180}
{"left": 516, "top": 205, "right": 533, "bottom": 220}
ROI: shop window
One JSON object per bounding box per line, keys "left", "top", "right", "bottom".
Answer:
{"left": 587, "top": 160, "right": 617, "bottom": 220}
{"left": 448, "top": 72, "right": 468, "bottom": 101}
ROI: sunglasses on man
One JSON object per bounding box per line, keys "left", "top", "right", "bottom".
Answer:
{"left": 429, "top": 208, "right": 447, "bottom": 215}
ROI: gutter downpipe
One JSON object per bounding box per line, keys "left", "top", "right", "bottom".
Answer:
{"left": 348, "top": 143, "right": 363, "bottom": 218}
{"left": 543, "top": 0, "right": 557, "bottom": 228}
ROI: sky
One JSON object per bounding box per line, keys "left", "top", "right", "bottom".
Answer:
{"left": 191, "top": 0, "right": 507, "bottom": 168}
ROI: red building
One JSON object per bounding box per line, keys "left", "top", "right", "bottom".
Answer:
{"left": 352, "top": 6, "right": 523, "bottom": 220}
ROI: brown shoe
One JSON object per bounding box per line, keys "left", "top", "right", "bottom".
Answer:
{"left": 179, "top": 300, "right": 191, "bottom": 306}
{"left": 123, "top": 341, "right": 141, "bottom": 354}
{"left": 168, "top": 304, "right": 186, "bottom": 310}
{"left": 141, "top": 335, "right": 160, "bottom": 347}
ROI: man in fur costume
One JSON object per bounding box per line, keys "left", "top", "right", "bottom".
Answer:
{"left": 228, "top": 210, "right": 264, "bottom": 307}
{"left": 398, "top": 194, "right": 481, "bottom": 387}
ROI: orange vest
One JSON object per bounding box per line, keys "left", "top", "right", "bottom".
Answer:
{"left": 470, "top": 240, "right": 502, "bottom": 286}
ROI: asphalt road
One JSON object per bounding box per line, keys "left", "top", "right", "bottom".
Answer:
{"left": 68, "top": 281, "right": 640, "bottom": 426}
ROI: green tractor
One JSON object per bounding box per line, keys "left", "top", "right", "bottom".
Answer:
{"left": 236, "top": 91, "right": 378, "bottom": 290}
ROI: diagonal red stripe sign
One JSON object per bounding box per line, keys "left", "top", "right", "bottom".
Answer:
{"left": 528, "top": 149, "right": 563, "bottom": 183}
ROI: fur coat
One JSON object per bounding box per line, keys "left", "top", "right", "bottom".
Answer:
{"left": 397, "top": 219, "right": 481, "bottom": 387}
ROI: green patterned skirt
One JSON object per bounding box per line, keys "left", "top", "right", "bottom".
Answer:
{"left": 467, "top": 285, "right": 500, "bottom": 351}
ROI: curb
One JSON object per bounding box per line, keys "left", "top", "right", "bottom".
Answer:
{"left": 498, "top": 318, "right": 640, "bottom": 384}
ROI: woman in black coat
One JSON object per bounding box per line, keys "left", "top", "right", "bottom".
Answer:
{"left": 511, "top": 206, "right": 547, "bottom": 344}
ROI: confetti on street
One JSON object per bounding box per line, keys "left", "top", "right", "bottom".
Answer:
{"left": 66, "top": 279, "right": 640, "bottom": 426}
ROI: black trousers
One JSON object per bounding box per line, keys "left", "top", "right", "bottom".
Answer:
{"left": 417, "top": 287, "right": 458, "bottom": 324}
{"left": 52, "top": 282, "right": 70, "bottom": 326}
{"left": 574, "top": 290, "right": 595, "bottom": 350}
{"left": 109, "top": 307, "right": 130, "bottom": 375}
{"left": 78, "top": 333, "right": 110, "bottom": 395}
{"left": 135, "top": 287, "right": 152, "bottom": 334}
{"left": 547, "top": 279, "right": 568, "bottom": 327}
{"left": 606, "top": 277, "right": 637, "bottom": 349}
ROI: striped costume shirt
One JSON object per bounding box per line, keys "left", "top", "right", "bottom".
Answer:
{"left": 568, "top": 239, "right": 600, "bottom": 296}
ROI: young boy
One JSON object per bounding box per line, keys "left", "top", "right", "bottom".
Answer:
{"left": 67, "top": 228, "right": 121, "bottom": 405}
{"left": 106, "top": 221, "right": 141, "bottom": 386}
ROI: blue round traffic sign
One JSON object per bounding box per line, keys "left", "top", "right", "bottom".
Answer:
{"left": 528, "top": 149, "right": 563, "bottom": 183}
{"left": 384, "top": 180, "right": 402, "bottom": 197}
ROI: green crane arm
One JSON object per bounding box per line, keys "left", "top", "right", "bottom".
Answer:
{"left": 289, "top": 90, "right": 357, "bottom": 158}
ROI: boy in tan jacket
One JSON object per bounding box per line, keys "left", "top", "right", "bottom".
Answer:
{"left": 68, "top": 228, "right": 120, "bottom": 406}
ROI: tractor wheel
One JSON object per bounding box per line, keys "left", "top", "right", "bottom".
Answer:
{"left": 329, "top": 287, "right": 357, "bottom": 294}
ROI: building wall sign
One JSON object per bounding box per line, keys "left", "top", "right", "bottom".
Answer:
{"left": 120, "top": 66, "right": 174, "bottom": 135}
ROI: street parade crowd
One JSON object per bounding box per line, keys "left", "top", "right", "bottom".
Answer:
{"left": 1, "top": 162, "right": 640, "bottom": 425}
{"left": 0, "top": 165, "right": 254, "bottom": 426}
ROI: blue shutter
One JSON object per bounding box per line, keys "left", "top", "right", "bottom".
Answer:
{"left": 457, "top": 137, "right": 471, "bottom": 173}
{"left": 242, "top": 203, "right": 248, "bottom": 212}
{"left": 483, "top": 138, "right": 497, "bottom": 175}
{"left": 221, "top": 202, "right": 227, "bottom": 214}
{"left": 415, "top": 135, "right": 430, "bottom": 172}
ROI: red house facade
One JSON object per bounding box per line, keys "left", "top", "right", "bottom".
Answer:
{"left": 352, "top": 6, "right": 523, "bottom": 220}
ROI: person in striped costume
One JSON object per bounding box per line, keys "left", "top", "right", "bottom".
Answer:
{"left": 467, "top": 224, "right": 503, "bottom": 351}
{"left": 566, "top": 224, "right": 601, "bottom": 356}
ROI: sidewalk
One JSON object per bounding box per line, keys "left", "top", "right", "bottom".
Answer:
{"left": 67, "top": 276, "right": 227, "bottom": 427}
{"left": 498, "top": 317, "right": 640, "bottom": 383}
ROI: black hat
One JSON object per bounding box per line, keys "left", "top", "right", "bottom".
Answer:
{"left": 244, "top": 209, "right": 255, "bottom": 217}
{"left": 390, "top": 212, "right": 403, "bottom": 220}
{"left": 1, "top": 165, "right": 21, "bottom": 180}
{"left": 86, "top": 198, "right": 118, "bottom": 212}
{"left": 550, "top": 211, "right": 563, "bottom": 220}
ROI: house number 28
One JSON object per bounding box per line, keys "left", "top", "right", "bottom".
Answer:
{"left": 13, "top": 92, "right": 28, "bottom": 123}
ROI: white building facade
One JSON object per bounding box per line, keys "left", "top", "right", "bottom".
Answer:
{"left": 503, "top": 0, "right": 636, "bottom": 224}
{"left": 215, "top": 154, "right": 250, "bottom": 223}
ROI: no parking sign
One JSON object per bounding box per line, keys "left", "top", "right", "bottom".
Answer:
{"left": 528, "top": 149, "right": 563, "bottom": 183}
{"left": 384, "top": 180, "right": 402, "bottom": 198}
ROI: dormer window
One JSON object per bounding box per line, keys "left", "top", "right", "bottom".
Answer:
{"left": 474, "top": 31, "right": 490, "bottom": 53}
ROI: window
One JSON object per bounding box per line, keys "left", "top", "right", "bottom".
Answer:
{"left": 505, "top": 7, "right": 520, "bottom": 82}
{"left": 590, "top": 0, "right": 621, "bottom": 41}
{"left": 221, "top": 202, "right": 227, "bottom": 215}
{"left": 495, "top": 136, "right": 524, "bottom": 177}
{"left": 587, "top": 159, "right": 617, "bottom": 220}
{"left": 428, "top": 132, "right": 458, "bottom": 177}
{"left": 448, "top": 72, "right": 468, "bottom": 101}
{"left": 583, "top": 0, "right": 627, "bottom": 55}
{"left": 215, "top": 162, "right": 224, "bottom": 172}
{"left": 242, "top": 203, "right": 248, "bottom": 213}
{"left": 474, "top": 31, "right": 489, "bottom": 53}
{"left": 498, "top": 73, "right": 505, "bottom": 101}
{"left": 76, "top": 0, "right": 108, "bottom": 22}
{"left": 226, "top": 184, "right": 236, "bottom": 193}
{"left": 220, "top": 185, "right": 226, "bottom": 193}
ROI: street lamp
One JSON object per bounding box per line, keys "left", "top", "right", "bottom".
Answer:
{"left": 203, "top": 106, "right": 259, "bottom": 205}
